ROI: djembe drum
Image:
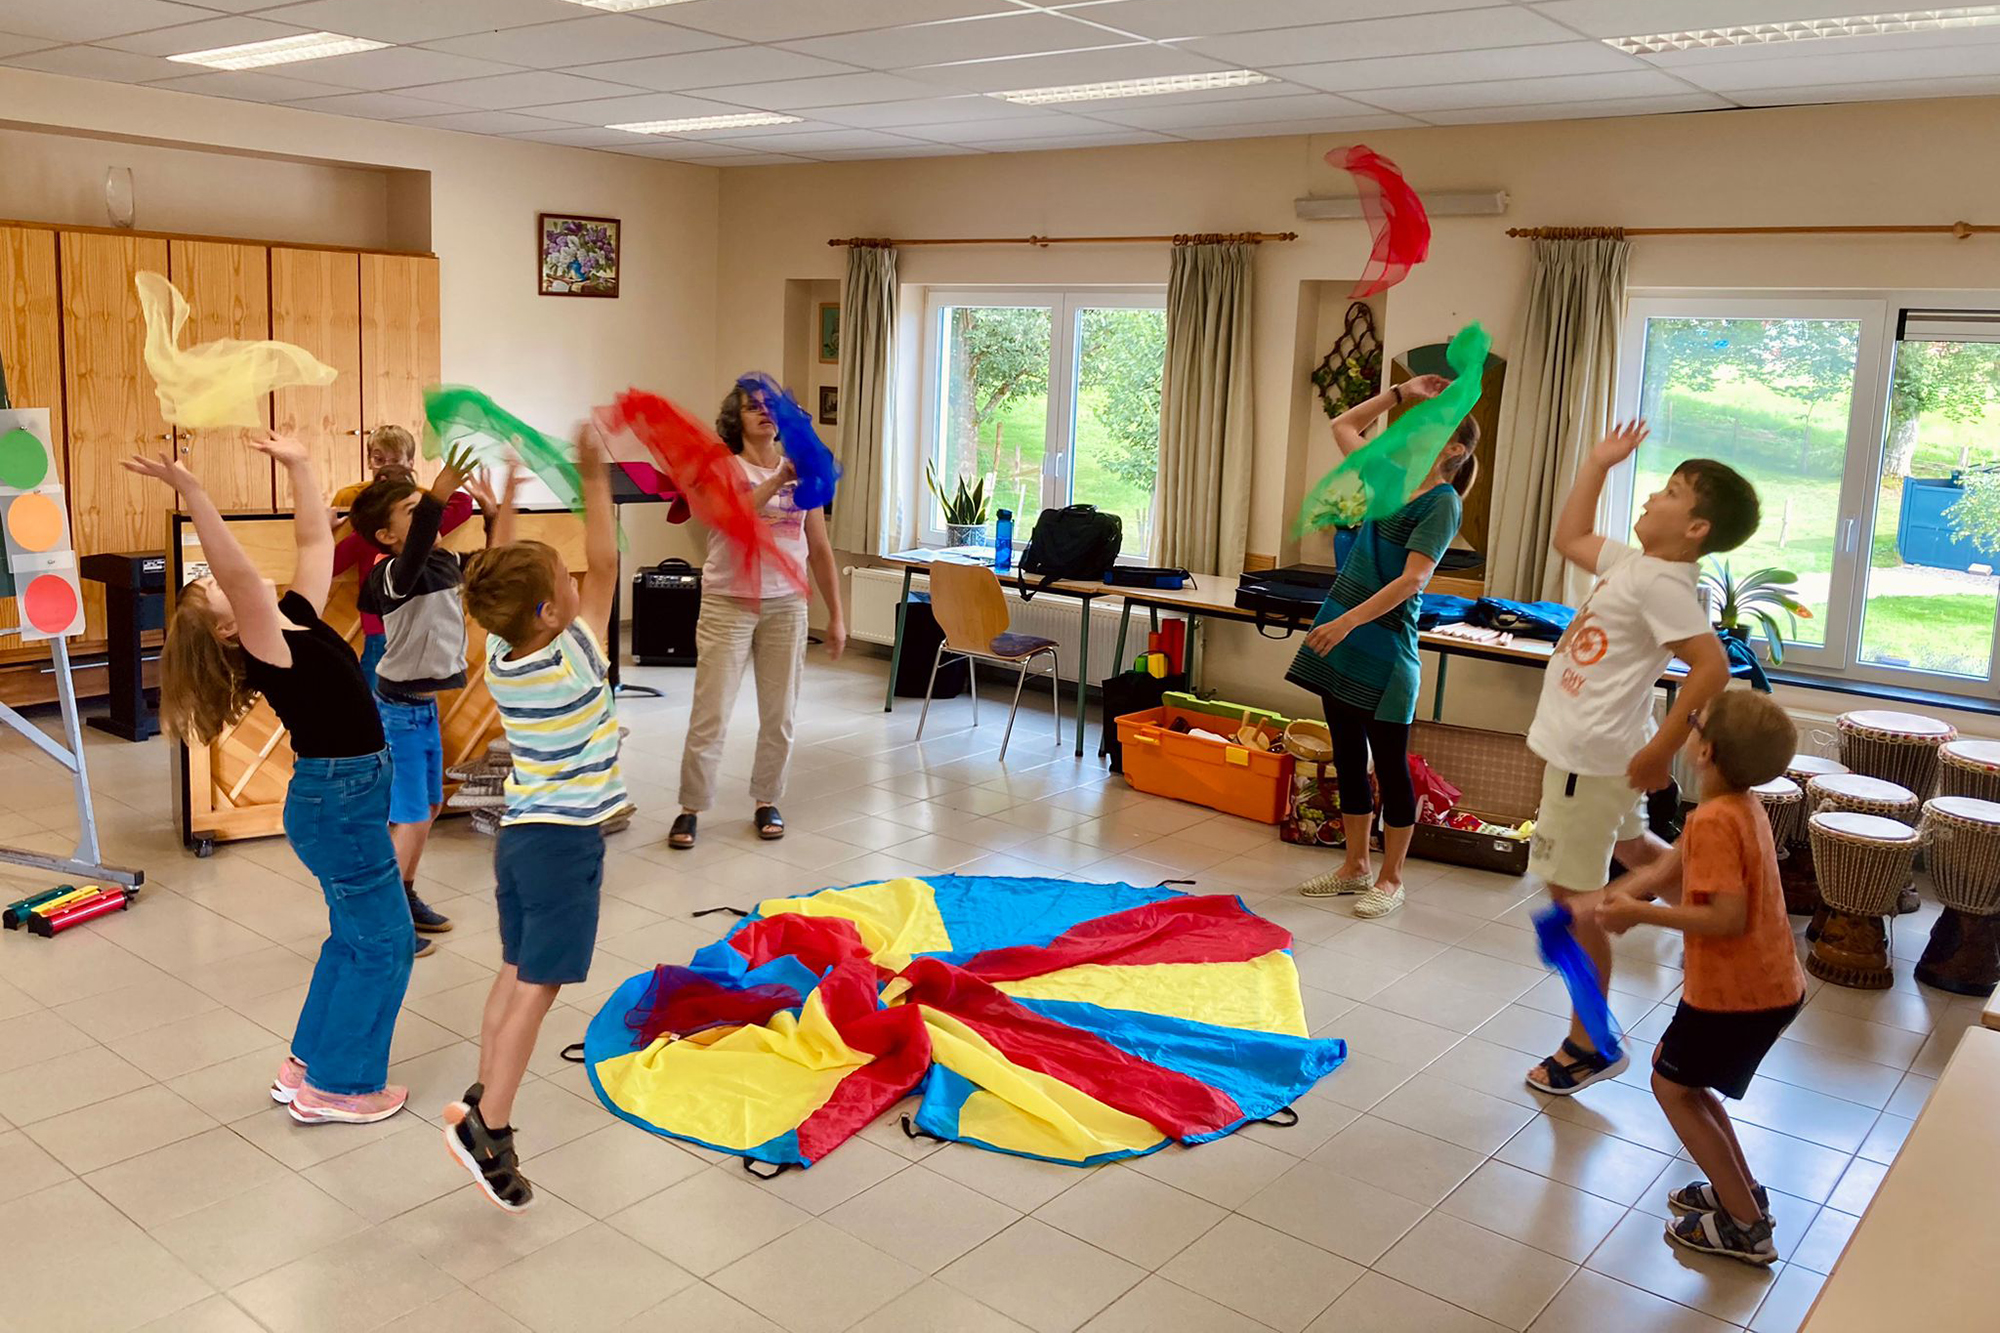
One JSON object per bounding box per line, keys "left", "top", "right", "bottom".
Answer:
{"left": 1778, "top": 755, "right": 1848, "bottom": 915}
{"left": 1807, "top": 772, "right": 1923, "bottom": 916}
{"left": 1915, "top": 796, "right": 2000, "bottom": 997}
{"left": 1806, "top": 811, "right": 1919, "bottom": 990}
{"left": 1938, "top": 740, "right": 2000, "bottom": 806}
{"left": 1836, "top": 710, "right": 1956, "bottom": 800}
{"left": 1754, "top": 776, "right": 1806, "bottom": 856}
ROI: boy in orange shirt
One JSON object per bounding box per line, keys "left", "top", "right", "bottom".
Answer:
{"left": 1597, "top": 688, "right": 1805, "bottom": 1266}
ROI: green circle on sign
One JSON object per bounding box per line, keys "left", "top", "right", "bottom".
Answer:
{"left": 0, "top": 428, "right": 48, "bottom": 489}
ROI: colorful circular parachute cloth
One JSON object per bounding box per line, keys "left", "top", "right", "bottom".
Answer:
{"left": 582, "top": 875, "right": 1347, "bottom": 1170}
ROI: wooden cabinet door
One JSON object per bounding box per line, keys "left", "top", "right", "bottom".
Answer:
{"left": 0, "top": 226, "right": 70, "bottom": 654}
{"left": 168, "top": 240, "right": 274, "bottom": 513}
{"left": 61, "top": 231, "right": 171, "bottom": 638}
{"left": 360, "top": 253, "right": 440, "bottom": 476}
{"left": 272, "top": 248, "right": 363, "bottom": 506}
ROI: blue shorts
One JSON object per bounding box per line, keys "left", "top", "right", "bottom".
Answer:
{"left": 376, "top": 694, "right": 443, "bottom": 825}
{"left": 495, "top": 822, "right": 605, "bottom": 985}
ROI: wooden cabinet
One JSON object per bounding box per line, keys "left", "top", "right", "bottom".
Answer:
{"left": 61, "top": 231, "right": 171, "bottom": 646}
{"left": 360, "top": 253, "right": 440, "bottom": 469}
{"left": 272, "top": 248, "right": 363, "bottom": 506}
{"left": 0, "top": 226, "right": 65, "bottom": 656}
{"left": 167, "top": 240, "right": 275, "bottom": 513}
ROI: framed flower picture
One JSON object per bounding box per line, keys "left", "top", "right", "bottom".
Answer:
{"left": 538, "top": 213, "right": 620, "bottom": 297}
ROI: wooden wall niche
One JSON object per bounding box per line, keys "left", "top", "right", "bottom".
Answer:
{"left": 169, "top": 509, "right": 588, "bottom": 851}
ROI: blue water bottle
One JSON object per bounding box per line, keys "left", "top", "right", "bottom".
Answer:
{"left": 994, "top": 508, "right": 1014, "bottom": 572}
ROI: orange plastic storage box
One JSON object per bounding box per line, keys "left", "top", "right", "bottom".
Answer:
{"left": 1115, "top": 694, "right": 1296, "bottom": 824}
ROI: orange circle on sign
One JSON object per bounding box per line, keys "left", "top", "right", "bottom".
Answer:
{"left": 23, "top": 574, "right": 77, "bottom": 635}
{"left": 5, "top": 491, "right": 64, "bottom": 552}
{"left": 1570, "top": 626, "right": 1609, "bottom": 667}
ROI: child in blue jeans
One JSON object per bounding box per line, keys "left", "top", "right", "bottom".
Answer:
{"left": 137, "top": 436, "right": 412, "bottom": 1124}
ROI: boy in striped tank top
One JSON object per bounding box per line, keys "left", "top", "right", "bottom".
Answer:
{"left": 444, "top": 427, "right": 624, "bottom": 1212}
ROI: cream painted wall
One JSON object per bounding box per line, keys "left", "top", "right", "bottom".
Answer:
{"left": 716, "top": 96, "right": 2000, "bottom": 727}
{"left": 0, "top": 66, "right": 718, "bottom": 573}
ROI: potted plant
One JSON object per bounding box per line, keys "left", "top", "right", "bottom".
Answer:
{"left": 1699, "top": 560, "right": 1813, "bottom": 664}
{"left": 926, "top": 461, "right": 990, "bottom": 548}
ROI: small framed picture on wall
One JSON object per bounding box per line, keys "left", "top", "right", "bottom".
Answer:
{"left": 818, "top": 302, "right": 840, "bottom": 362}
{"left": 818, "top": 385, "right": 839, "bottom": 426}
{"left": 538, "top": 213, "right": 620, "bottom": 297}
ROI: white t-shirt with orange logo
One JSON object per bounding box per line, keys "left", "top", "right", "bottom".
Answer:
{"left": 1526, "top": 540, "right": 1711, "bottom": 777}
{"left": 702, "top": 454, "right": 808, "bottom": 601}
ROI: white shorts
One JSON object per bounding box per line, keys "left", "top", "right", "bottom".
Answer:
{"left": 1528, "top": 767, "right": 1648, "bottom": 893}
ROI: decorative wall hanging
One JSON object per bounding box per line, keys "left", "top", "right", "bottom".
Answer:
{"left": 539, "top": 213, "right": 620, "bottom": 297}
{"left": 1310, "top": 302, "right": 1383, "bottom": 421}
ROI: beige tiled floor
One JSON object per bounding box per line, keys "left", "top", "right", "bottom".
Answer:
{"left": 0, "top": 648, "right": 1980, "bottom": 1332}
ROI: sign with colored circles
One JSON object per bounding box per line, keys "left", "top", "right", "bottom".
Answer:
{"left": 0, "top": 410, "right": 85, "bottom": 641}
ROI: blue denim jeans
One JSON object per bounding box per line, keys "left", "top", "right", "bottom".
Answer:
{"left": 284, "top": 750, "right": 414, "bottom": 1095}
{"left": 375, "top": 694, "right": 444, "bottom": 825}
{"left": 358, "top": 632, "right": 385, "bottom": 693}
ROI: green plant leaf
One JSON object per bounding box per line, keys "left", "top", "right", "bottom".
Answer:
{"left": 1753, "top": 609, "right": 1787, "bottom": 665}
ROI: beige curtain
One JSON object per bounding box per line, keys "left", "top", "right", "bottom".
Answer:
{"left": 1488, "top": 236, "right": 1631, "bottom": 601}
{"left": 830, "top": 244, "right": 897, "bottom": 554}
{"left": 1156, "top": 242, "right": 1255, "bottom": 577}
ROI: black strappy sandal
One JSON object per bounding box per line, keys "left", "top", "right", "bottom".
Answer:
{"left": 442, "top": 1084, "right": 534, "bottom": 1213}
{"left": 754, "top": 806, "right": 786, "bottom": 841}
{"left": 668, "top": 813, "right": 698, "bottom": 850}
{"left": 1525, "top": 1037, "right": 1629, "bottom": 1097}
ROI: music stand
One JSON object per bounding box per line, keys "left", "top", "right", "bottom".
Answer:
{"left": 607, "top": 465, "right": 685, "bottom": 699}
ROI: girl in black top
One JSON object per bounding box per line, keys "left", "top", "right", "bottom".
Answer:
{"left": 128, "top": 437, "right": 413, "bottom": 1125}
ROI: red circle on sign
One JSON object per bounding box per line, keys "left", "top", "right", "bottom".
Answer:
{"left": 22, "top": 574, "right": 77, "bottom": 635}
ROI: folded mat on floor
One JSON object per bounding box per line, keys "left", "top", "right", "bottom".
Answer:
{"left": 583, "top": 875, "right": 1346, "bottom": 1169}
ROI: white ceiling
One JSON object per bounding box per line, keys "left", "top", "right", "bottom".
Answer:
{"left": 2, "top": 0, "right": 1998, "bottom": 165}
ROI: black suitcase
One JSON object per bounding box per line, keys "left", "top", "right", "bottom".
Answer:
{"left": 1233, "top": 563, "right": 1338, "bottom": 635}
{"left": 630, "top": 560, "right": 702, "bottom": 666}
{"left": 895, "top": 593, "right": 968, "bottom": 699}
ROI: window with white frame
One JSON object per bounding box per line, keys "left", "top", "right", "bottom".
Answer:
{"left": 919, "top": 288, "right": 1167, "bottom": 559}
{"left": 1614, "top": 295, "right": 2000, "bottom": 696}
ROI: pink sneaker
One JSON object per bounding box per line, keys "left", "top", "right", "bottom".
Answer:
{"left": 270, "top": 1056, "right": 307, "bottom": 1105}
{"left": 288, "top": 1082, "right": 408, "bottom": 1125}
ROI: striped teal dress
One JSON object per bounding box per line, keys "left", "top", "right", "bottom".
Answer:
{"left": 1286, "top": 484, "right": 1462, "bottom": 723}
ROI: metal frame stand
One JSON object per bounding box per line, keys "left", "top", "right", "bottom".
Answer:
{"left": 0, "top": 638, "right": 143, "bottom": 887}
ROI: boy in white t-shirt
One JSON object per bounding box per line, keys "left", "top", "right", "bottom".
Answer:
{"left": 1523, "top": 421, "right": 1756, "bottom": 1097}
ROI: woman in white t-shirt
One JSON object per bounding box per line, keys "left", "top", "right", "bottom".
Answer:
{"left": 670, "top": 379, "right": 846, "bottom": 849}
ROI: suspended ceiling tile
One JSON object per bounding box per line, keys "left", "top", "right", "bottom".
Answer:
{"left": 524, "top": 88, "right": 760, "bottom": 126}
{"left": 779, "top": 11, "right": 1127, "bottom": 70}
{"left": 249, "top": 0, "right": 584, "bottom": 45}
{"left": 581, "top": 45, "right": 861, "bottom": 93}
{"left": 1415, "top": 91, "right": 1737, "bottom": 123}
{"left": 1727, "top": 74, "right": 2000, "bottom": 106}
{"left": 421, "top": 14, "right": 735, "bottom": 65}
{"left": 804, "top": 94, "right": 1067, "bottom": 128}
{"left": 502, "top": 125, "right": 653, "bottom": 147}
{"left": 398, "top": 108, "right": 583, "bottom": 135}
{"left": 657, "top": 0, "right": 1021, "bottom": 43}
{"left": 708, "top": 70, "right": 948, "bottom": 110}
{"left": 1275, "top": 41, "right": 1645, "bottom": 95}
{"left": 888, "top": 110, "right": 1098, "bottom": 141}
{"left": 0, "top": 0, "right": 217, "bottom": 44}
{"left": 0, "top": 29, "right": 50, "bottom": 58}
{"left": 393, "top": 70, "right": 651, "bottom": 110}
{"left": 1640, "top": 26, "right": 2000, "bottom": 71}
{"left": 1085, "top": 90, "right": 1385, "bottom": 130}
{"left": 604, "top": 137, "right": 758, "bottom": 159}
{"left": 1359, "top": 67, "right": 1695, "bottom": 113}
{"left": 1190, "top": 7, "right": 1577, "bottom": 66}
{"left": 1060, "top": 0, "right": 1501, "bottom": 41}
{"left": 3, "top": 45, "right": 190, "bottom": 83}
{"left": 1679, "top": 43, "right": 2000, "bottom": 91}
{"left": 969, "top": 129, "right": 1184, "bottom": 151}
{"left": 698, "top": 151, "right": 821, "bottom": 165}
{"left": 101, "top": 15, "right": 317, "bottom": 58}
{"left": 808, "top": 143, "right": 988, "bottom": 158}
{"left": 902, "top": 41, "right": 1230, "bottom": 94}
{"left": 284, "top": 90, "right": 466, "bottom": 119}
{"left": 1169, "top": 111, "right": 1425, "bottom": 138}
{"left": 142, "top": 69, "right": 353, "bottom": 101}
{"left": 706, "top": 128, "right": 939, "bottom": 153}
{"left": 1527, "top": 0, "right": 1892, "bottom": 40}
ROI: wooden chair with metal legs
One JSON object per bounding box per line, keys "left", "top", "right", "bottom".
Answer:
{"left": 915, "top": 563, "right": 1061, "bottom": 760}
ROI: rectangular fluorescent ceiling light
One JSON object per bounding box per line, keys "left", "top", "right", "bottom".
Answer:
{"left": 1607, "top": 6, "right": 2000, "bottom": 54}
{"left": 167, "top": 31, "right": 388, "bottom": 69}
{"left": 991, "top": 69, "right": 1272, "bottom": 106}
{"left": 559, "top": 0, "right": 697, "bottom": 10}
{"left": 609, "top": 112, "right": 803, "bottom": 134}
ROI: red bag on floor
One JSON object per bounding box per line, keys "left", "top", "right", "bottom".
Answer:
{"left": 1409, "top": 754, "right": 1461, "bottom": 826}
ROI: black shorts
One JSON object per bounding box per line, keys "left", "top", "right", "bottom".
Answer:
{"left": 1654, "top": 998, "right": 1803, "bottom": 1100}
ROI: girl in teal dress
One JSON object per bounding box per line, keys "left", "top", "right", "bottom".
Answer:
{"left": 1286, "top": 374, "right": 1478, "bottom": 918}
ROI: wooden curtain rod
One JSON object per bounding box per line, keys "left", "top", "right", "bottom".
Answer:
{"left": 828, "top": 231, "right": 1297, "bottom": 248}
{"left": 1507, "top": 222, "right": 1996, "bottom": 240}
